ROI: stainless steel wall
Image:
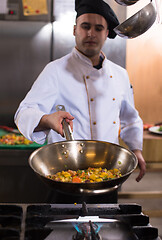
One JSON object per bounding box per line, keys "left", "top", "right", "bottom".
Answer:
{"left": 0, "top": 21, "right": 51, "bottom": 126}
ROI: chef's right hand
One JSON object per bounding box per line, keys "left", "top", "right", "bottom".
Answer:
{"left": 34, "top": 111, "right": 74, "bottom": 137}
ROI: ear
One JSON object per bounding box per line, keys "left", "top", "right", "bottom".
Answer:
{"left": 73, "top": 25, "right": 76, "bottom": 36}
{"left": 106, "top": 29, "right": 109, "bottom": 39}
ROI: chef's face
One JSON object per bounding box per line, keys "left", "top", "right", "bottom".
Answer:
{"left": 73, "top": 13, "right": 109, "bottom": 60}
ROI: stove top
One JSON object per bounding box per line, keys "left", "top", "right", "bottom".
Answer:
{"left": 0, "top": 203, "right": 160, "bottom": 240}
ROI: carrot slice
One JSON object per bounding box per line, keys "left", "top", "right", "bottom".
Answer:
{"left": 72, "top": 176, "right": 82, "bottom": 183}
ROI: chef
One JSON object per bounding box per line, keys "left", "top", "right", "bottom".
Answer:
{"left": 14, "top": 0, "right": 146, "bottom": 203}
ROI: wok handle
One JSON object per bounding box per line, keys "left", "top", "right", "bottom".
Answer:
{"left": 79, "top": 185, "right": 119, "bottom": 195}
{"left": 56, "top": 105, "right": 74, "bottom": 141}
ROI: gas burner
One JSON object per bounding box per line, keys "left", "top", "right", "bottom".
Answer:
{"left": 0, "top": 203, "right": 160, "bottom": 240}
{"left": 73, "top": 221, "right": 102, "bottom": 240}
{"left": 73, "top": 231, "right": 102, "bottom": 240}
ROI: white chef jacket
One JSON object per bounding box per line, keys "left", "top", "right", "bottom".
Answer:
{"left": 14, "top": 48, "right": 143, "bottom": 150}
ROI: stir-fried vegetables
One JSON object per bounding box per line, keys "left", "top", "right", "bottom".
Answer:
{"left": 0, "top": 134, "right": 33, "bottom": 145}
{"left": 47, "top": 167, "right": 122, "bottom": 183}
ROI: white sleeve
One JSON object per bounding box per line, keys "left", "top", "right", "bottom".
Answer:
{"left": 14, "top": 63, "right": 58, "bottom": 144}
{"left": 119, "top": 74, "right": 143, "bottom": 151}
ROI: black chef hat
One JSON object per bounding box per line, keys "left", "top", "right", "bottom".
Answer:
{"left": 75, "top": 0, "right": 119, "bottom": 39}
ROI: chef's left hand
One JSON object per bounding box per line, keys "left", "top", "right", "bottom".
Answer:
{"left": 132, "top": 149, "right": 146, "bottom": 182}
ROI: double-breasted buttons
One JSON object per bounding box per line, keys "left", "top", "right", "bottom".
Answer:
{"left": 112, "top": 95, "right": 116, "bottom": 124}
{"left": 90, "top": 98, "right": 94, "bottom": 102}
{"left": 112, "top": 97, "right": 116, "bottom": 124}
{"left": 93, "top": 121, "right": 97, "bottom": 125}
{"left": 86, "top": 76, "right": 90, "bottom": 79}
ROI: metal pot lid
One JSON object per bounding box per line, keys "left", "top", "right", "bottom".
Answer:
{"left": 114, "top": 0, "right": 140, "bottom": 6}
{"left": 114, "top": 2, "right": 157, "bottom": 39}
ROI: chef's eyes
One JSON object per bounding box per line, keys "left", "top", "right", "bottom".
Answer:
{"left": 81, "top": 24, "right": 90, "bottom": 30}
{"left": 81, "top": 24, "right": 104, "bottom": 32}
{"left": 95, "top": 26, "right": 104, "bottom": 31}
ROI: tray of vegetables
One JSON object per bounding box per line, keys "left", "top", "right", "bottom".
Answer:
{"left": 0, "top": 126, "right": 46, "bottom": 149}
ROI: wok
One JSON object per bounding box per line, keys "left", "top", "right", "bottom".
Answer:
{"left": 114, "top": 2, "right": 157, "bottom": 39}
{"left": 28, "top": 106, "right": 138, "bottom": 196}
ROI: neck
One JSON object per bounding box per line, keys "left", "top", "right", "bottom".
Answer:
{"left": 75, "top": 47, "right": 102, "bottom": 66}
{"left": 89, "top": 54, "right": 101, "bottom": 66}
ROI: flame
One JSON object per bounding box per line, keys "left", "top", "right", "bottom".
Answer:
{"left": 72, "top": 222, "right": 103, "bottom": 235}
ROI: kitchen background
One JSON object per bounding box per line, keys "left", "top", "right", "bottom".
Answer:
{"left": 0, "top": 0, "right": 126, "bottom": 127}
{"left": 0, "top": 0, "right": 162, "bottom": 237}
{"left": 0, "top": 0, "right": 162, "bottom": 127}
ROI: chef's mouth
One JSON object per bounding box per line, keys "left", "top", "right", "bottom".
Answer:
{"left": 84, "top": 41, "right": 97, "bottom": 45}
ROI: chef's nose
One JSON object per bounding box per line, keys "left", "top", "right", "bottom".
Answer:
{"left": 88, "top": 28, "right": 95, "bottom": 37}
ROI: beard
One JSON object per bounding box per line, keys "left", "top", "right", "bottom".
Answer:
{"left": 79, "top": 41, "right": 101, "bottom": 58}
{"left": 83, "top": 48, "right": 99, "bottom": 58}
